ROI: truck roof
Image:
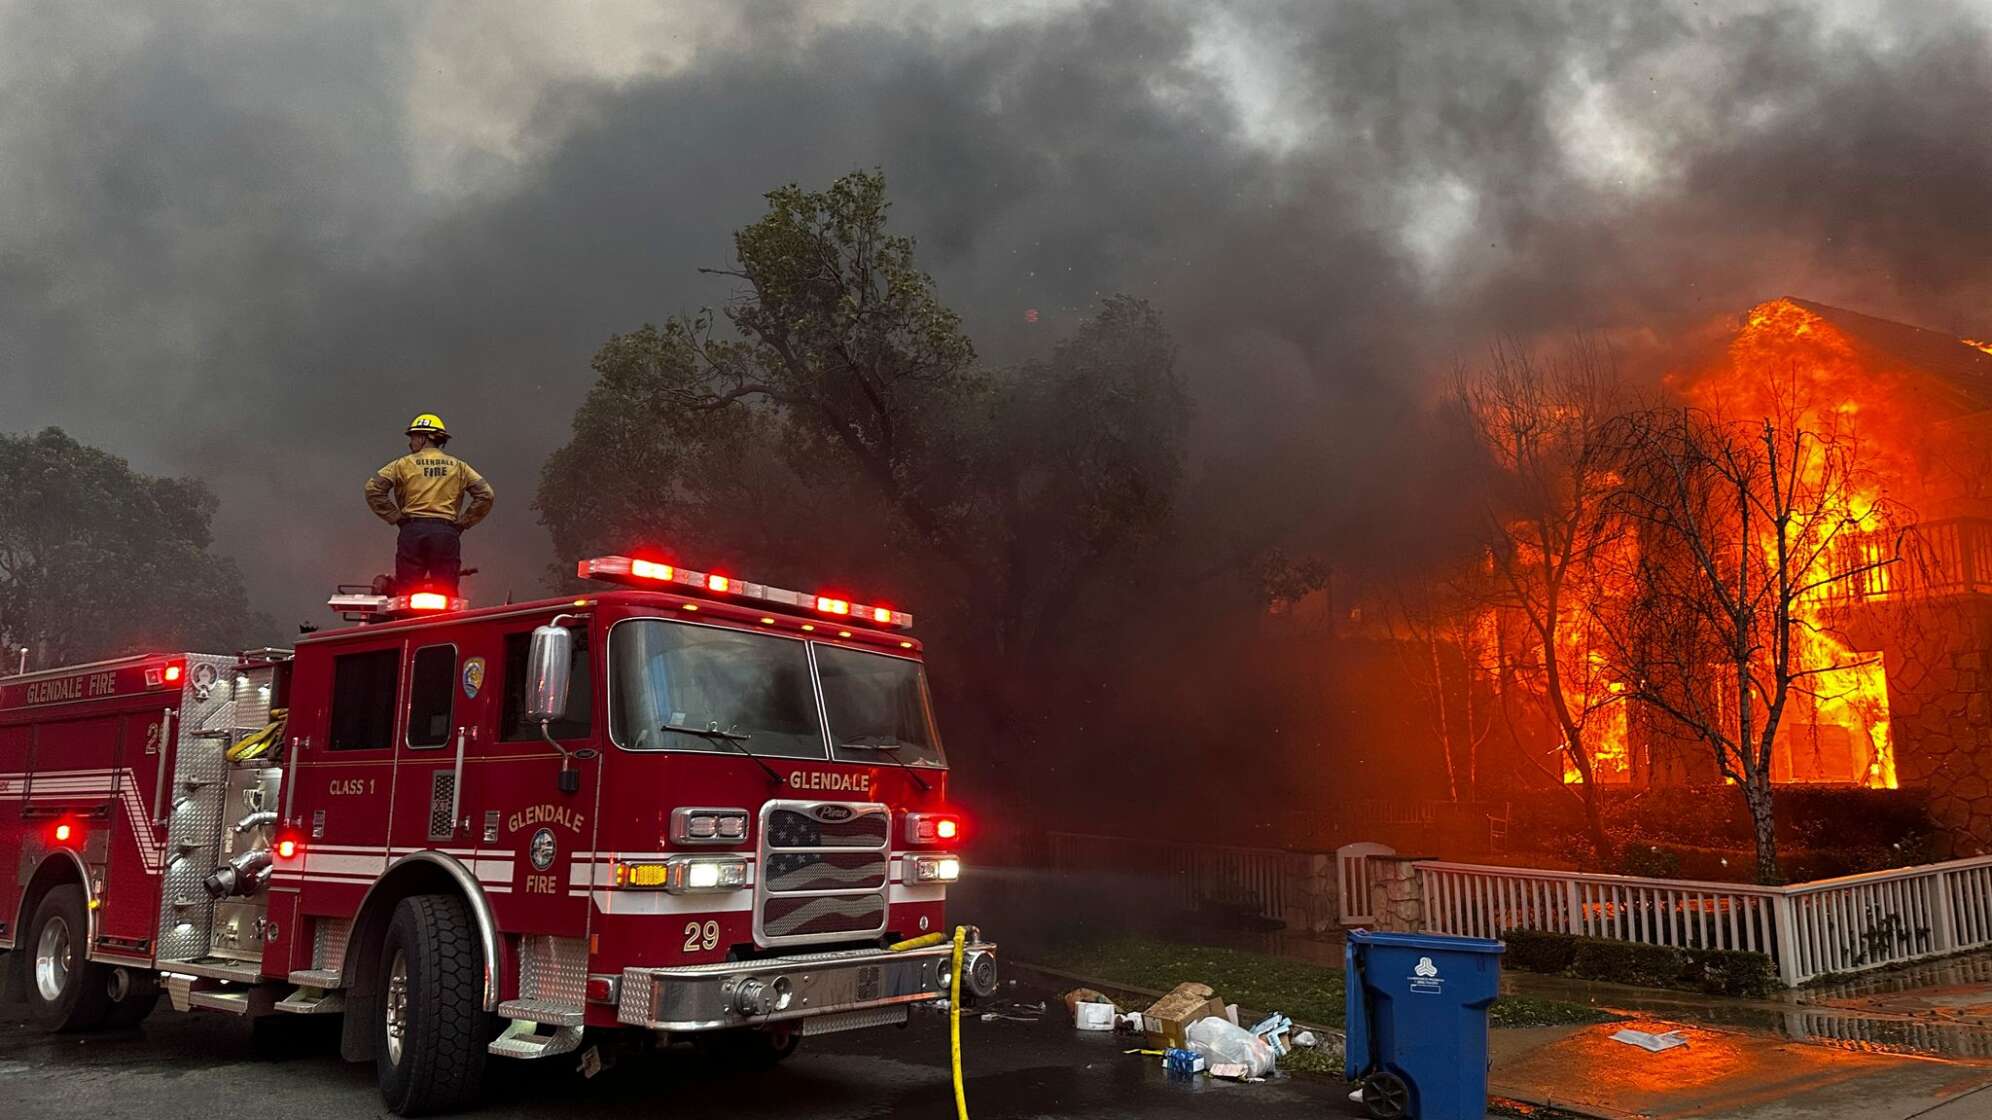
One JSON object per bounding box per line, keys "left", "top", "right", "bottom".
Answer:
{"left": 299, "top": 586, "right": 924, "bottom": 655}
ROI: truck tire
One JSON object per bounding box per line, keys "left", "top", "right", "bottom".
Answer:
{"left": 26, "top": 885, "right": 112, "bottom": 1032}
{"left": 373, "top": 894, "right": 489, "bottom": 1116}
{"left": 102, "top": 968, "right": 161, "bottom": 1029}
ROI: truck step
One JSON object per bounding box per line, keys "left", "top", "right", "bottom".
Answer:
{"left": 287, "top": 969, "right": 341, "bottom": 988}
{"left": 488, "top": 1019, "right": 584, "bottom": 1060}
{"left": 496, "top": 997, "right": 585, "bottom": 1028}
{"left": 273, "top": 987, "right": 345, "bottom": 1015}
{"left": 167, "top": 958, "right": 265, "bottom": 983}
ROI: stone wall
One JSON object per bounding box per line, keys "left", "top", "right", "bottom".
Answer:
{"left": 1365, "top": 856, "right": 1426, "bottom": 932}
{"left": 1877, "top": 599, "right": 1992, "bottom": 854}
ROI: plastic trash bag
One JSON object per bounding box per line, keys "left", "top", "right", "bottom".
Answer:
{"left": 1186, "top": 1015, "right": 1277, "bottom": 1079}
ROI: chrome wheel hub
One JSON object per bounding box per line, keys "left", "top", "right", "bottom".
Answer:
{"left": 384, "top": 951, "right": 410, "bottom": 1065}
{"left": 34, "top": 915, "right": 72, "bottom": 1003}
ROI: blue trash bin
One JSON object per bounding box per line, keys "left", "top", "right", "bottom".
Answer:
{"left": 1345, "top": 930, "right": 1504, "bottom": 1120}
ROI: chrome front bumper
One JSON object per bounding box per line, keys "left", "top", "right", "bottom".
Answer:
{"left": 616, "top": 940, "right": 998, "bottom": 1032}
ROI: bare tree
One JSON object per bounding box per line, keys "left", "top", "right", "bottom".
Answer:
{"left": 1378, "top": 569, "right": 1499, "bottom": 802}
{"left": 1601, "top": 395, "right": 1901, "bottom": 884}
{"left": 1454, "top": 340, "right": 1630, "bottom": 860}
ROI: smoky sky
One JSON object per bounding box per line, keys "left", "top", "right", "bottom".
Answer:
{"left": 3, "top": 0, "right": 1990, "bottom": 627}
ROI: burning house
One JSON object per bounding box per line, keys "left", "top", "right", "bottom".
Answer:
{"left": 1271, "top": 298, "right": 1992, "bottom": 857}
{"left": 1524, "top": 298, "right": 1992, "bottom": 850}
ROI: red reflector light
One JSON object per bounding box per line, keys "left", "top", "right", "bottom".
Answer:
{"left": 707, "top": 574, "right": 730, "bottom": 592}
{"left": 276, "top": 838, "right": 298, "bottom": 859}
{"left": 936, "top": 818, "right": 958, "bottom": 840}
{"left": 816, "top": 596, "right": 850, "bottom": 615}
{"left": 407, "top": 592, "right": 449, "bottom": 611}
{"left": 586, "top": 976, "right": 614, "bottom": 1003}
{"left": 631, "top": 559, "right": 673, "bottom": 581}
{"left": 163, "top": 663, "right": 183, "bottom": 684}
{"left": 53, "top": 822, "right": 73, "bottom": 843}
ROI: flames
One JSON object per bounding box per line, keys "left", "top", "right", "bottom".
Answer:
{"left": 1534, "top": 299, "right": 1902, "bottom": 788}
{"left": 1689, "top": 299, "right": 1898, "bottom": 789}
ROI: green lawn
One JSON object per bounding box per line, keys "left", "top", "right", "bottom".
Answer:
{"left": 1031, "top": 936, "right": 1619, "bottom": 1033}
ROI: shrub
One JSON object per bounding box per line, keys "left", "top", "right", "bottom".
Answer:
{"left": 1683, "top": 947, "right": 1779, "bottom": 998}
{"left": 1499, "top": 928, "right": 1780, "bottom": 997}
{"left": 1570, "top": 938, "right": 1689, "bottom": 989}
{"left": 1501, "top": 929, "right": 1579, "bottom": 974}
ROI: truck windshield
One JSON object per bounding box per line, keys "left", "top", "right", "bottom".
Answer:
{"left": 609, "top": 621, "right": 826, "bottom": 757}
{"left": 819, "top": 645, "right": 945, "bottom": 767}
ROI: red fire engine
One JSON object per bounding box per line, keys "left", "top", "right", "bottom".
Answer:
{"left": 0, "top": 553, "right": 995, "bottom": 1114}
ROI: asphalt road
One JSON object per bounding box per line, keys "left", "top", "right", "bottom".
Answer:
{"left": 0, "top": 981, "right": 1361, "bottom": 1120}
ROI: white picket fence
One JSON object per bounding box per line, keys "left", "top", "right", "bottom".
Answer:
{"left": 1417, "top": 854, "right": 1992, "bottom": 986}
{"left": 1336, "top": 842, "right": 1396, "bottom": 925}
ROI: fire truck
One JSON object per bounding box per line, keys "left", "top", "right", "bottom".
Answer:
{"left": 0, "top": 553, "right": 995, "bottom": 1114}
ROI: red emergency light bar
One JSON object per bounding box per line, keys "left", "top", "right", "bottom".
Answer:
{"left": 325, "top": 591, "right": 472, "bottom": 618}
{"left": 577, "top": 554, "right": 914, "bottom": 629}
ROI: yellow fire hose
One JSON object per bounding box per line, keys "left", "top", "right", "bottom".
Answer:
{"left": 888, "top": 926, "right": 971, "bottom": 1118}
{"left": 950, "top": 924, "right": 968, "bottom": 1120}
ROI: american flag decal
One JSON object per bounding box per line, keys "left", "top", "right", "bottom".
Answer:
{"left": 759, "top": 801, "right": 891, "bottom": 945}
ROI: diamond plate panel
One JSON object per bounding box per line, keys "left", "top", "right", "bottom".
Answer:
{"left": 155, "top": 653, "right": 243, "bottom": 962}
{"left": 312, "top": 916, "right": 352, "bottom": 974}
{"left": 519, "top": 935, "right": 587, "bottom": 1013}
{"left": 801, "top": 1004, "right": 908, "bottom": 1036}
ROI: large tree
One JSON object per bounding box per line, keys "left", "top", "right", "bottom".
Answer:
{"left": 538, "top": 170, "right": 1188, "bottom": 724}
{"left": 1454, "top": 341, "right": 1630, "bottom": 860}
{"left": 0, "top": 428, "right": 274, "bottom": 666}
{"left": 1601, "top": 402, "right": 1900, "bottom": 883}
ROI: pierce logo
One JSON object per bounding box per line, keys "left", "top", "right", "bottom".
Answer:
{"left": 813, "top": 805, "right": 855, "bottom": 822}
{"left": 1414, "top": 957, "right": 1439, "bottom": 978}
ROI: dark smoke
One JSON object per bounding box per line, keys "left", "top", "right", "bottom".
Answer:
{"left": 3, "top": 0, "right": 1989, "bottom": 629}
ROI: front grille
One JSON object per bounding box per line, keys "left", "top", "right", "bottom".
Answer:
{"left": 767, "top": 808, "right": 889, "bottom": 847}
{"left": 765, "top": 851, "right": 889, "bottom": 892}
{"left": 757, "top": 800, "right": 890, "bottom": 947}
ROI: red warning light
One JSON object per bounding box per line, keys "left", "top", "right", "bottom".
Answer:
{"left": 275, "top": 837, "right": 298, "bottom": 859}
{"left": 707, "top": 574, "right": 730, "bottom": 592}
{"left": 53, "top": 822, "right": 74, "bottom": 843}
{"left": 407, "top": 592, "right": 450, "bottom": 611}
{"left": 163, "top": 663, "right": 183, "bottom": 684}
{"left": 816, "top": 596, "right": 851, "bottom": 616}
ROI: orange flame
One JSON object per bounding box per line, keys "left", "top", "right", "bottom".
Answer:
{"left": 1682, "top": 299, "right": 1898, "bottom": 789}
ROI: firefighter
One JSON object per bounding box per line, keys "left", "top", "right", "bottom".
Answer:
{"left": 363, "top": 413, "right": 495, "bottom": 596}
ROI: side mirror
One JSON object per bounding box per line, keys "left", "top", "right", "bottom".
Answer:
{"left": 526, "top": 624, "right": 573, "bottom": 723}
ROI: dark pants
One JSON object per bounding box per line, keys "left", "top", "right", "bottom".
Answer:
{"left": 395, "top": 519, "right": 462, "bottom": 596}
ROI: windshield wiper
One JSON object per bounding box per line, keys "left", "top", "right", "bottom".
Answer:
{"left": 838, "top": 737, "right": 932, "bottom": 791}
{"left": 664, "top": 721, "right": 782, "bottom": 786}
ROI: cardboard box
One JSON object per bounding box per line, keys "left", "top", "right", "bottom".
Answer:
{"left": 1142, "top": 982, "right": 1225, "bottom": 1051}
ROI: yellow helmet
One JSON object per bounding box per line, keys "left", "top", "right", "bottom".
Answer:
{"left": 406, "top": 412, "right": 449, "bottom": 438}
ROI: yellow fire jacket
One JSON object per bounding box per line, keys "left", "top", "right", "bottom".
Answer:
{"left": 364, "top": 451, "right": 495, "bottom": 528}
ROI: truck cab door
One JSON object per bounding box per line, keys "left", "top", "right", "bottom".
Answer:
{"left": 392, "top": 642, "right": 477, "bottom": 858}
{"left": 484, "top": 622, "right": 598, "bottom": 938}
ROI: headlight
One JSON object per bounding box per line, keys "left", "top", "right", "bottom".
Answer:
{"left": 671, "top": 807, "right": 750, "bottom": 844}
{"left": 616, "top": 855, "right": 749, "bottom": 893}
{"left": 912, "top": 854, "right": 962, "bottom": 883}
